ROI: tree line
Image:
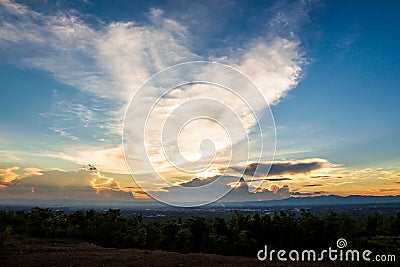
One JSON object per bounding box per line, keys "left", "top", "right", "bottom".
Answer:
{"left": 1, "top": 208, "right": 399, "bottom": 257}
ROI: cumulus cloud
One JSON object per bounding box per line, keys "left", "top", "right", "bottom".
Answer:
{"left": 220, "top": 179, "right": 291, "bottom": 202}
{"left": 154, "top": 157, "right": 338, "bottom": 203}
{"left": 154, "top": 175, "right": 291, "bottom": 203}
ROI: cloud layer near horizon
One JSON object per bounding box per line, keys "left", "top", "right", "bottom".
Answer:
{"left": 1, "top": 158, "right": 399, "bottom": 202}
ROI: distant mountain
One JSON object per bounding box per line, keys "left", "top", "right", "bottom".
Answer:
{"left": 218, "top": 195, "right": 400, "bottom": 207}
{"left": 1, "top": 195, "right": 399, "bottom": 209}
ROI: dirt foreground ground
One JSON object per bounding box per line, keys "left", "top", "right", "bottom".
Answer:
{"left": 0, "top": 238, "right": 354, "bottom": 267}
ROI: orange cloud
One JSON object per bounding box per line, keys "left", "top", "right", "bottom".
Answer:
{"left": 0, "top": 166, "right": 19, "bottom": 183}
{"left": 131, "top": 189, "right": 150, "bottom": 199}
{"left": 89, "top": 171, "right": 121, "bottom": 193}
{"left": 88, "top": 171, "right": 150, "bottom": 199}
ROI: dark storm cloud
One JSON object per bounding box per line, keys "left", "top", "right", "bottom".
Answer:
{"left": 229, "top": 160, "right": 326, "bottom": 177}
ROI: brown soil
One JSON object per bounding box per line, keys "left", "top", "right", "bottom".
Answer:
{"left": 0, "top": 238, "right": 352, "bottom": 267}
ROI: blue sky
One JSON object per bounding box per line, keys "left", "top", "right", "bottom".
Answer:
{"left": 0, "top": 0, "right": 399, "bottom": 203}
{"left": 272, "top": 0, "right": 400, "bottom": 168}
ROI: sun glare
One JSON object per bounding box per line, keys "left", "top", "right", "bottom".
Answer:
{"left": 196, "top": 169, "right": 220, "bottom": 178}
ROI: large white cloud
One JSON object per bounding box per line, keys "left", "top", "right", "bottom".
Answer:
{"left": 0, "top": 0, "right": 305, "bottom": 188}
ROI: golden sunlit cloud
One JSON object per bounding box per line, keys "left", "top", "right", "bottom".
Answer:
{"left": 130, "top": 189, "right": 150, "bottom": 199}
{"left": 0, "top": 166, "right": 19, "bottom": 183}
{"left": 0, "top": 157, "right": 399, "bottom": 202}
{"left": 40, "top": 145, "right": 128, "bottom": 174}
{"left": 23, "top": 167, "right": 43, "bottom": 177}
{"left": 89, "top": 171, "right": 122, "bottom": 193}
{"left": 196, "top": 169, "right": 222, "bottom": 179}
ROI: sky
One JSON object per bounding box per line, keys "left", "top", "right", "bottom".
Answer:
{"left": 0, "top": 0, "right": 399, "bottom": 205}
